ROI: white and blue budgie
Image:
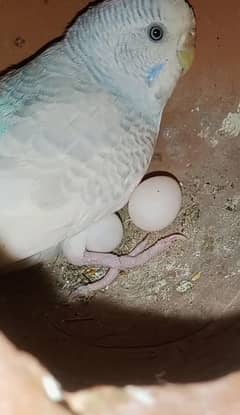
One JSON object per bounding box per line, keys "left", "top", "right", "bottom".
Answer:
{"left": 0, "top": 0, "right": 195, "bottom": 294}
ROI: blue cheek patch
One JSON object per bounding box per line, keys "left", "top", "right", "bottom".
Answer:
{"left": 146, "top": 62, "right": 167, "bottom": 86}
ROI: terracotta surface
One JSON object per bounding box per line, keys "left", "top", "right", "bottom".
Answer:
{"left": 0, "top": 0, "right": 239, "bottom": 392}
{"left": 1, "top": 329, "right": 240, "bottom": 415}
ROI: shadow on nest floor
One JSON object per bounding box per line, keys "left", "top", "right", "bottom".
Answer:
{"left": 0, "top": 263, "right": 240, "bottom": 391}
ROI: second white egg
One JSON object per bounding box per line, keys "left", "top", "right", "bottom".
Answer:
{"left": 86, "top": 213, "right": 123, "bottom": 253}
{"left": 128, "top": 175, "right": 182, "bottom": 232}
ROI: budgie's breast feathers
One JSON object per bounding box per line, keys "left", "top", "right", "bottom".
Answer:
{"left": 0, "top": 50, "right": 157, "bottom": 261}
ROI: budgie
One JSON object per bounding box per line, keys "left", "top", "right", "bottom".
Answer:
{"left": 0, "top": 0, "right": 195, "bottom": 295}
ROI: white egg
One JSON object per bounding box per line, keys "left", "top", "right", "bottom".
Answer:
{"left": 61, "top": 231, "right": 88, "bottom": 265}
{"left": 128, "top": 175, "right": 182, "bottom": 232}
{"left": 86, "top": 213, "right": 123, "bottom": 253}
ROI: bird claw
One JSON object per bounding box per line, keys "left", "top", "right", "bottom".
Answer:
{"left": 69, "top": 233, "right": 185, "bottom": 298}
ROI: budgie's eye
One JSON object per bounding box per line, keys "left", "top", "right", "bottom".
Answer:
{"left": 148, "top": 24, "right": 164, "bottom": 41}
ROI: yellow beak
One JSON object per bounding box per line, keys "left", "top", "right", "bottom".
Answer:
{"left": 177, "top": 30, "right": 196, "bottom": 74}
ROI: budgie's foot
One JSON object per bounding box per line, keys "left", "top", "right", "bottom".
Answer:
{"left": 69, "top": 233, "right": 185, "bottom": 298}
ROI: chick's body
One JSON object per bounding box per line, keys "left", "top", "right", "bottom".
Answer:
{"left": 0, "top": 0, "right": 195, "bottom": 265}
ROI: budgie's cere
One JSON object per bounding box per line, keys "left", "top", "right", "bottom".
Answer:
{"left": 0, "top": 0, "right": 195, "bottom": 292}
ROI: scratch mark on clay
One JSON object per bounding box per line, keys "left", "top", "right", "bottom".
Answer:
{"left": 198, "top": 125, "right": 219, "bottom": 147}
{"left": 219, "top": 104, "right": 240, "bottom": 137}
{"left": 197, "top": 126, "right": 210, "bottom": 140}
{"left": 198, "top": 103, "right": 240, "bottom": 148}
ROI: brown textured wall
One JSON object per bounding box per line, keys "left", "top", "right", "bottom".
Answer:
{"left": 0, "top": 0, "right": 240, "bottom": 393}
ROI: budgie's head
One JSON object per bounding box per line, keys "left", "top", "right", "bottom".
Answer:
{"left": 67, "top": 0, "right": 196, "bottom": 109}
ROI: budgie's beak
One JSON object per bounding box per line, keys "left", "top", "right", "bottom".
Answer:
{"left": 177, "top": 29, "right": 196, "bottom": 75}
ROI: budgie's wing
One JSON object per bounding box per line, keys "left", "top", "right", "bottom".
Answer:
{"left": 0, "top": 92, "right": 134, "bottom": 263}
